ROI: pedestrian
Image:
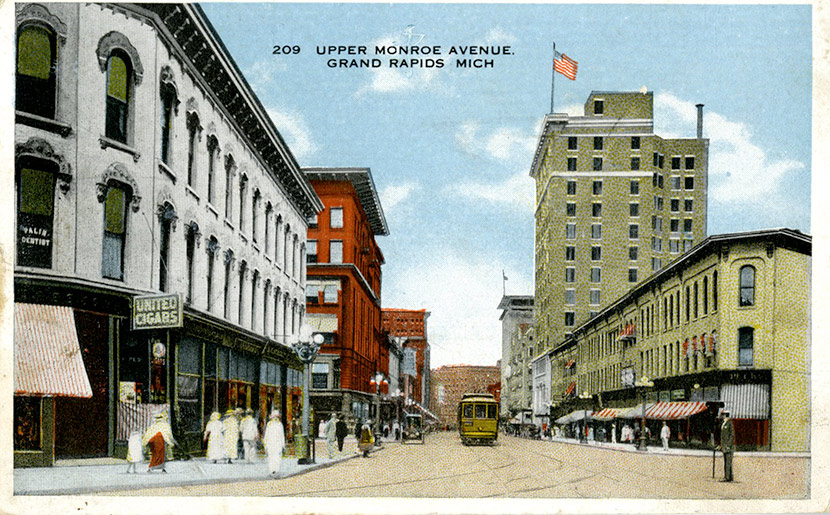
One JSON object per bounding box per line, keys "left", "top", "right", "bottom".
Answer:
{"left": 383, "top": 421, "right": 390, "bottom": 438}
{"left": 324, "top": 414, "right": 337, "bottom": 459}
{"left": 204, "top": 412, "right": 225, "bottom": 463}
{"left": 392, "top": 419, "right": 400, "bottom": 441}
{"left": 264, "top": 410, "right": 286, "bottom": 477}
{"left": 661, "top": 421, "right": 671, "bottom": 451}
{"left": 318, "top": 418, "right": 327, "bottom": 441}
{"left": 354, "top": 419, "right": 362, "bottom": 439}
{"left": 611, "top": 422, "right": 617, "bottom": 444}
{"left": 359, "top": 421, "right": 374, "bottom": 457}
{"left": 142, "top": 412, "right": 176, "bottom": 473}
{"left": 126, "top": 429, "right": 143, "bottom": 473}
{"left": 240, "top": 408, "right": 259, "bottom": 463}
{"left": 335, "top": 414, "right": 348, "bottom": 452}
{"left": 222, "top": 408, "right": 240, "bottom": 464}
{"left": 718, "top": 409, "right": 735, "bottom": 482}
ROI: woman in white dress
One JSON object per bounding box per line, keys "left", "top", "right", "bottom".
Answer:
{"left": 263, "top": 410, "right": 285, "bottom": 477}
{"left": 204, "top": 412, "right": 225, "bottom": 463}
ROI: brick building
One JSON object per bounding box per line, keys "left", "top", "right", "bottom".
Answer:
{"left": 382, "top": 309, "right": 430, "bottom": 407}
{"left": 302, "top": 167, "right": 389, "bottom": 422}
{"left": 430, "top": 365, "right": 501, "bottom": 429}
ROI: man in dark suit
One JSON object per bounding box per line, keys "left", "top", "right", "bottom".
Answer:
{"left": 717, "top": 409, "right": 735, "bottom": 482}
{"left": 335, "top": 414, "right": 348, "bottom": 452}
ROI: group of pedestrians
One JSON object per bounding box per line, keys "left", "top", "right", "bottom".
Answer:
{"left": 125, "top": 412, "right": 177, "bottom": 474}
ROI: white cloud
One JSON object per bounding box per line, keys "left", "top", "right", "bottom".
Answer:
{"left": 379, "top": 182, "right": 419, "bottom": 211}
{"left": 482, "top": 27, "right": 516, "bottom": 45}
{"left": 355, "top": 34, "right": 442, "bottom": 97}
{"left": 243, "top": 59, "right": 287, "bottom": 94}
{"left": 265, "top": 107, "right": 317, "bottom": 162}
{"left": 455, "top": 121, "right": 537, "bottom": 163}
{"left": 655, "top": 92, "right": 805, "bottom": 203}
{"left": 447, "top": 171, "right": 535, "bottom": 212}
{"left": 386, "top": 253, "right": 532, "bottom": 367}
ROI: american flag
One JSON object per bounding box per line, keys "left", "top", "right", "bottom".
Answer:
{"left": 554, "top": 51, "right": 578, "bottom": 81}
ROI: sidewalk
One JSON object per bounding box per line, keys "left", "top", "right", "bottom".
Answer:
{"left": 539, "top": 435, "right": 811, "bottom": 458}
{"left": 14, "top": 437, "right": 376, "bottom": 496}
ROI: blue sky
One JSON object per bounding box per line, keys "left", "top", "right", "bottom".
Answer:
{"left": 203, "top": 3, "right": 811, "bottom": 368}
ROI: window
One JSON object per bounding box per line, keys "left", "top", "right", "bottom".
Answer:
{"left": 567, "top": 180, "right": 576, "bottom": 195}
{"left": 105, "top": 52, "right": 132, "bottom": 143}
{"left": 683, "top": 219, "right": 693, "bottom": 233}
{"left": 670, "top": 219, "right": 679, "bottom": 232}
{"left": 206, "top": 237, "right": 218, "bottom": 312}
{"left": 685, "top": 286, "right": 690, "bottom": 322}
{"left": 323, "top": 284, "right": 338, "bottom": 303}
{"left": 685, "top": 156, "right": 695, "bottom": 169}
{"left": 306, "top": 284, "right": 320, "bottom": 304}
{"left": 694, "top": 282, "right": 699, "bottom": 318}
{"left": 713, "top": 271, "right": 719, "bottom": 311}
{"left": 591, "top": 224, "right": 601, "bottom": 239}
{"left": 252, "top": 190, "right": 261, "bottom": 243}
{"left": 592, "top": 203, "right": 602, "bottom": 217}
{"left": 670, "top": 199, "right": 680, "bottom": 212}
{"left": 159, "top": 84, "right": 176, "bottom": 166}
{"left": 593, "top": 157, "right": 603, "bottom": 171}
{"left": 237, "top": 260, "right": 247, "bottom": 323}
{"left": 669, "top": 239, "right": 680, "bottom": 253}
{"left": 568, "top": 137, "right": 577, "bottom": 150}
{"left": 703, "top": 276, "right": 709, "bottom": 315}
{"left": 567, "top": 157, "right": 577, "bottom": 171}
{"left": 629, "top": 224, "right": 639, "bottom": 239}
{"left": 592, "top": 180, "right": 603, "bottom": 195}
{"left": 307, "top": 240, "right": 317, "bottom": 263}
{"left": 629, "top": 246, "right": 638, "bottom": 260}
{"left": 330, "top": 240, "right": 343, "bottom": 263}
{"left": 312, "top": 363, "right": 329, "bottom": 389}
{"left": 187, "top": 114, "right": 200, "bottom": 188}
{"left": 224, "top": 155, "right": 235, "bottom": 220}
{"left": 594, "top": 136, "right": 603, "bottom": 150}
{"left": 330, "top": 207, "right": 343, "bottom": 228}
{"left": 565, "top": 312, "right": 575, "bottom": 326}
{"left": 591, "top": 246, "right": 601, "bottom": 261}
{"left": 566, "top": 203, "right": 576, "bottom": 217}
{"left": 16, "top": 24, "right": 57, "bottom": 119}
{"left": 630, "top": 157, "right": 640, "bottom": 171}
{"left": 629, "top": 203, "right": 639, "bottom": 217}
{"left": 685, "top": 177, "right": 695, "bottom": 190}
{"left": 652, "top": 216, "right": 663, "bottom": 232}
{"left": 739, "top": 265, "right": 755, "bottom": 306}
{"left": 658, "top": 174, "right": 664, "bottom": 188}
{"left": 283, "top": 225, "right": 291, "bottom": 268}
{"left": 671, "top": 157, "right": 681, "bottom": 170}
{"left": 158, "top": 203, "right": 176, "bottom": 292}
{"left": 565, "top": 246, "right": 575, "bottom": 261}
{"left": 631, "top": 136, "right": 640, "bottom": 150}
{"left": 565, "top": 223, "right": 576, "bottom": 239}
{"left": 670, "top": 176, "right": 681, "bottom": 190}
{"left": 738, "top": 327, "right": 754, "bottom": 366}
{"left": 653, "top": 152, "right": 659, "bottom": 167}
{"left": 265, "top": 203, "right": 272, "bottom": 254}
{"left": 207, "top": 136, "right": 219, "bottom": 204}
{"left": 565, "top": 289, "right": 576, "bottom": 305}
{"left": 628, "top": 268, "right": 638, "bottom": 283}
{"left": 651, "top": 237, "right": 662, "bottom": 252}
{"left": 185, "top": 223, "right": 198, "bottom": 303}
{"left": 250, "top": 270, "right": 259, "bottom": 330}
{"left": 684, "top": 199, "right": 694, "bottom": 212}
{"left": 590, "top": 267, "right": 601, "bottom": 283}
{"left": 238, "top": 175, "right": 247, "bottom": 231}
{"left": 565, "top": 267, "right": 575, "bottom": 283}
{"left": 630, "top": 180, "right": 640, "bottom": 195}
{"left": 659, "top": 155, "right": 665, "bottom": 169}
{"left": 652, "top": 257, "right": 661, "bottom": 271}
{"left": 223, "top": 250, "right": 233, "bottom": 319}
{"left": 654, "top": 196, "right": 663, "bottom": 211}
{"left": 16, "top": 162, "right": 56, "bottom": 268}
{"left": 594, "top": 99, "right": 604, "bottom": 114}
{"left": 102, "top": 183, "right": 129, "bottom": 280}
{"left": 590, "top": 289, "right": 601, "bottom": 305}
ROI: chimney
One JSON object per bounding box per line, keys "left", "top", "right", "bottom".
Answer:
{"left": 696, "top": 103, "right": 704, "bottom": 138}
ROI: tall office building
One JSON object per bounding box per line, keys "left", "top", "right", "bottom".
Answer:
{"left": 530, "top": 91, "right": 708, "bottom": 353}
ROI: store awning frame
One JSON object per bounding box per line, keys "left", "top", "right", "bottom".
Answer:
{"left": 592, "top": 408, "right": 619, "bottom": 421}
{"left": 645, "top": 401, "right": 708, "bottom": 420}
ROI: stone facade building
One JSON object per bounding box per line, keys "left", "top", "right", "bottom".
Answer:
{"left": 498, "top": 295, "right": 534, "bottom": 418}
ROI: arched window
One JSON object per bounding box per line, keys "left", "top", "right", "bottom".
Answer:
{"left": 284, "top": 225, "right": 291, "bottom": 270}
{"left": 185, "top": 221, "right": 200, "bottom": 303}
{"left": 252, "top": 189, "right": 261, "bottom": 243}
{"left": 264, "top": 203, "right": 272, "bottom": 254}
{"left": 206, "top": 135, "right": 219, "bottom": 204}
{"left": 738, "top": 327, "right": 754, "bottom": 366}
{"left": 105, "top": 51, "right": 132, "bottom": 143}
{"left": 275, "top": 215, "right": 283, "bottom": 263}
{"left": 158, "top": 203, "right": 177, "bottom": 292}
{"left": 159, "top": 83, "right": 176, "bottom": 165}
{"left": 238, "top": 260, "right": 248, "bottom": 324}
{"left": 223, "top": 249, "right": 234, "bottom": 320}
{"left": 16, "top": 24, "right": 57, "bottom": 118}
{"left": 693, "top": 281, "right": 699, "bottom": 319}
{"left": 739, "top": 266, "right": 755, "bottom": 306}
{"left": 186, "top": 112, "right": 201, "bottom": 188}
{"left": 16, "top": 157, "right": 58, "bottom": 268}
{"left": 251, "top": 270, "right": 260, "bottom": 330}
{"left": 102, "top": 181, "right": 131, "bottom": 280}
{"left": 703, "top": 276, "right": 709, "bottom": 315}
{"left": 238, "top": 175, "right": 248, "bottom": 232}
{"left": 206, "top": 236, "right": 220, "bottom": 312}
{"left": 713, "top": 271, "right": 719, "bottom": 311}
{"left": 224, "top": 156, "right": 235, "bottom": 220}
{"left": 264, "top": 280, "right": 272, "bottom": 336}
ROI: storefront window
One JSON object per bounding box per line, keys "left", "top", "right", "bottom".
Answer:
{"left": 14, "top": 396, "right": 41, "bottom": 451}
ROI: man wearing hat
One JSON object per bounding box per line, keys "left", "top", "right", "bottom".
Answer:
{"left": 142, "top": 411, "right": 176, "bottom": 473}
{"left": 264, "top": 410, "right": 286, "bottom": 477}
{"left": 240, "top": 408, "right": 259, "bottom": 463}
{"left": 717, "top": 409, "right": 735, "bottom": 482}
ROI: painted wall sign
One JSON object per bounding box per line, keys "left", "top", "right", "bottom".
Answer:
{"left": 132, "top": 293, "right": 182, "bottom": 330}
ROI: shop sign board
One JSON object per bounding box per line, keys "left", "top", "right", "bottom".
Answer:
{"left": 132, "top": 293, "right": 183, "bottom": 330}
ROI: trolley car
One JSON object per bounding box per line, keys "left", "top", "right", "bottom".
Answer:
{"left": 458, "top": 393, "right": 499, "bottom": 445}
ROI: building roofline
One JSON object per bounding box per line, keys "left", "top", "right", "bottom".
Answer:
{"left": 302, "top": 167, "right": 389, "bottom": 236}
{"left": 497, "top": 295, "right": 534, "bottom": 310}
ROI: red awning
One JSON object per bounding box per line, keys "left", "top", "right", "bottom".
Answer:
{"left": 14, "top": 303, "right": 93, "bottom": 398}
{"left": 592, "top": 408, "right": 619, "bottom": 421}
{"left": 565, "top": 360, "right": 575, "bottom": 369}
{"left": 565, "top": 382, "right": 576, "bottom": 395}
{"left": 645, "top": 401, "right": 707, "bottom": 420}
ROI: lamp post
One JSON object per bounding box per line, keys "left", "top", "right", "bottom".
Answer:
{"left": 634, "top": 375, "right": 654, "bottom": 451}
{"left": 291, "top": 323, "right": 324, "bottom": 464}
{"left": 369, "top": 371, "right": 388, "bottom": 446}
{"left": 578, "top": 391, "right": 592, "bottom": 443}
{"left": 392, "top": 388, "right": 403, "bottom": 439}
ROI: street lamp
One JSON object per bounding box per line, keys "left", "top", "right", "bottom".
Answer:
{"left": 291, "top": 323, "right": 325, "bottom": 464}
{"left": 369, "top": 371, "right": 388, "bottom": 445}
{"left": 392, "top": 388, "right": 403, "bottom": 439}
{"left": 634, "top": 375, "right": 654, "bottom": 451}
{"left": 578, "top": 391, "right": 592, "bottom": 443}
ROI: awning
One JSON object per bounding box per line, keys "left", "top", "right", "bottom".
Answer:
{"left": 616, "top": 404, "right": 653, "bottom": 419}
{"left": 565, "top": 382, "right": 576, "bottom": 395}
{"left": 555, "top": 414, "right": 572, "bottom": 425}
{"left": 14, "top": 303, "right": 92, "bottom": 398}
{"left": 565, "top": 360, "right": 575, "bottom": 369}
{"left": 645, "top": 401, "right": 707, "bottom": 420}
{"left": 592, "top": 408, "right": 619, "bottom": 421}
{"left": 305, "top": 313, "right": 338, "bottom": 332}
{"left": 555, "top": 409, "right": 591, "bottom": 425}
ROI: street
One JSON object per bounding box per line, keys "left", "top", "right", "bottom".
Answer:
{"left": 107, "top": 431, "right": 808, "bottom": 499}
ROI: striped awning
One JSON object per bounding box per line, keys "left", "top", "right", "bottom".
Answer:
{"left": 645, "top": 401, "right": 707, "bottom": 420}
{"left": 592, "top": 408, "right": 619, "bottom": 421}
{"left": 565, "top": 382, "right": 576, "bottom": 395}
{"left": 14, "top": 303, "right": 92, "bottom": 398}
{"left": 306, "top": 313, "right": 338, "bottom": 333}
{"left": 565, "top": 360, "right": 575, "bottom": 369}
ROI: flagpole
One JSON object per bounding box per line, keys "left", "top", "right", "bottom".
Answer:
{"left": 550, "top": 42, "right": 556, "bottom": 114}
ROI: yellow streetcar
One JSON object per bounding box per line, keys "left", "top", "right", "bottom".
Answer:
{"left": 458, "top": 393, "right": 499, "bottom": 445}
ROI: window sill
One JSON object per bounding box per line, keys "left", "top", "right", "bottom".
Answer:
{"left": 186, "top": 185, "right": 200, "bottom": 203}
{"left": 158, "top": 161, "right": 176, "bottom": 183}
{"left": 252, "top": 242, "right": 260, "bottom": 253}
{"left": 239, "top": 233, "right": 249, "bottom": 244}
{"left": 264, "top": 255, "right": 272, "bottom": 263}
{"left": 224, "top": 219, "right": 235, "bottom": 231}
{"left": 99, "top": 136, "right": 141, "bottom": 162}
{"left": 206, "top": 203, "right": 219, "bottom": 218}
{"left": 16, "top": 111, "right": 73, "bottom": 137}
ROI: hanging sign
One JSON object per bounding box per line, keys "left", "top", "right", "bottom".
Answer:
{"left": 132, "top": 293, "right": 183, "bottom": 330}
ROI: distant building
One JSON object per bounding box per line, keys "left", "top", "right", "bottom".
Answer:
{"left": 302, "top": 167, "right": 388, "bottom": 423}
{"left": 498, "top": 295, "right": 534, "bottom": 418}
{"left": 430, "top": 365, "right": 501, "bottom": 429}
{"left": 383, "top": 309, "right": 430, "bottom": 407}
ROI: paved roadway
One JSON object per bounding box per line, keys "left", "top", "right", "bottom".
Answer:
{"left": 107, "top": 431, "right": 808, "bottom": 499}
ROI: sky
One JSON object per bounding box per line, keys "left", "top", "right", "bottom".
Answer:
{"left": 202, "top": 3, "right": 812, "bottom": 369}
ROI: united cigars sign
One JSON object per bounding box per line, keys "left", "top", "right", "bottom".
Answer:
{"left": 132, "top": 293, "right": 183, "bottom": 330}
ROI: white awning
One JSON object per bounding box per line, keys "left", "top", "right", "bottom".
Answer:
{"left": 306, "top": 313, "right": 338, "bottom": 332}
